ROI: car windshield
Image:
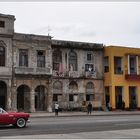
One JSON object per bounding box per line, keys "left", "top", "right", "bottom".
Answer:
{"left": 0, "top": 108, "right": 8, "bottom": 114}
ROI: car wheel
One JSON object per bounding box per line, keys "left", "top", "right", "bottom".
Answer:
{"left": 16, "top": 118, "right": 26, "bottom": 128}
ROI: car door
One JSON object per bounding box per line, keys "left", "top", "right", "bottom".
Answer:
{"left": 0, "top": 112, "right": 14, "bottom": 124}
{"left": 0, "top": 113, "right": 9, "bottom": 124}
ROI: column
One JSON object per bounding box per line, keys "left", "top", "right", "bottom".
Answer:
{"left": 7, "top": 79, "right": 12, "bottom": 111}
{"left": 124, "top": 86, "right": 129, "bottom": 109}
{"left": 30, "top": 88, "right": 35, "bottom": 112}
{"left": 136, "top": 56, "right": 139, "bottom": 74}
{"left": 110, "top": 86, "right": 116, "bottom": 109}
{"left": 47, "top": 81, "right": 53, "bottom": 112}
{"left": 137, "top": 87, "right": 140, "bottom": 108}
{"left": 128, "top": 55, "right": 130, "bottom": 74}
{"left": 102, "top": 86, "right": 106, "bottom": 111}
{"left": 11, "top": 86, "right": 17, "bottom": 111}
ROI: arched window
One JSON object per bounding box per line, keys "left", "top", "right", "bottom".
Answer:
{"left": 69, "top": 81, "right": 78, "bottom": 90}
{"left": 53, "top": 81, "right": 62, "bottom": 102}
{"left": 86, "top": 82, "right": 94, "bottom": 101}
{"left": 53, "top": 49, "right": 62, "bottom": 71}
{"left": 0, "top": 41, "right": 6, "bottom": 66}
{"left": 69, "top": 51, "right": 77, "bottom": 71}
{"left": 86, "top": 82, "right": 94, "bottom": 89}
{"left": 53, "top": 81, "right": 62, "bottom": 90}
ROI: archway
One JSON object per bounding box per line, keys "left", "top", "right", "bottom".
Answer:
{"left": 17, "top": 85, "right": 30, "bottom": 112}
{"left": 35, "top": 85, "right": 46, "bottom": 111}
{"left": 0, "top": 81, "right": 7, "bottom": 109}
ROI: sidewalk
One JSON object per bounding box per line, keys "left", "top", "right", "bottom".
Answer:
{"left": 30, "top": 110, "right": 140, "bottom": 118}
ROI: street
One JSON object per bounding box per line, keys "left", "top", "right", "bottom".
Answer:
{"left": 1, "top": 114, "right": 140, "bottom": 138}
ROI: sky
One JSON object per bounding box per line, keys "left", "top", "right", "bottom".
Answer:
{"left": 0, "top": 2, "right": 140, "bottom": 47}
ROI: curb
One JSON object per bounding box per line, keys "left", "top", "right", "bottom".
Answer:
{"left": 30, "top": 112, "right": 140, "bottom": 118}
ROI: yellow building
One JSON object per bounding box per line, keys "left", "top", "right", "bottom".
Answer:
{"left": 104, "top": 46, "right": 140, "bottom": 110}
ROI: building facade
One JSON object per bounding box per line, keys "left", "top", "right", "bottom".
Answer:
{"left": 52, "top": 40, "right": 104, "bottom": 111}
{"left": 0, "top": 13, "right": 104, "bottom": 112}
{"left": 104, "top": 46, "right": 140, "bottom": 110}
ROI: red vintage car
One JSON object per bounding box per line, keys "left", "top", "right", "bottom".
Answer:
{"left": 0, "top": 108, "right": 30, "bottom": 128}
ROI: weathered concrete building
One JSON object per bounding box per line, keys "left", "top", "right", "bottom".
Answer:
{"left": 0, "top": 13, "right": 15, "bottom": 111}
{"left": 12, "top": 33, "right": 52, "bottom": 112}
{"left": 0, "top": 13, "right": 104, "bottom": 112}
{"left": 52, "top": 40, "right": 104, "bottom": 111}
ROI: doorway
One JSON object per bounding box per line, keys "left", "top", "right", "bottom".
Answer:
{"left": 0, "top": 81, "right": 7, "bottom": 109}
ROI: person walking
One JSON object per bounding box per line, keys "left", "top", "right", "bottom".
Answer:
{"left": 87, "top": 102, "right": 92, "bottom": 115}
{"left": 54, "top": 102, "right": 59, "bottom": 116}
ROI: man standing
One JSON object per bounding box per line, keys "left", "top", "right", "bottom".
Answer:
{"left": 54, "top": 102, "right": 59, "bottom": 116}
{"left": 87, "top": 102, "right": 93, "bottom": 115}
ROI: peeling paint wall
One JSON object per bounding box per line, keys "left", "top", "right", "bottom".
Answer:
{"left": 0, "top": 13, "right": 104, "bottom": 112}
{"left": 52, "top": 41, "right": 104, "bottom": 110}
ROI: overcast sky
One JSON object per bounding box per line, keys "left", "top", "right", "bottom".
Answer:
{"left": 0, "top": 2, "right": 140, "bottom": 47}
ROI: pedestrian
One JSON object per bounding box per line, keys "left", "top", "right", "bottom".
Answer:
{"left": 54, "top": 102, "right": 59, "bottom": 116}
{"left": 87, "top": 102, "right": 92, "bottom": 115}
{"left": 122, "top": 100, "right": 125, "bottom": 110}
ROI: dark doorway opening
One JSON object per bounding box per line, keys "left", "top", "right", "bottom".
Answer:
{"left": 0, "top": 81, "right": 7, "bottom": 109}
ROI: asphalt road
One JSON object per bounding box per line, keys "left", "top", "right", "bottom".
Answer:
{"left": 1, "top": 115, "right": 140, "bottom": 138}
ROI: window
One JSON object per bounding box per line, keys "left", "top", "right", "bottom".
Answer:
{"left": 0, "top": 21, "right": 5, "bottom": 28}
{"left": 53, "top": 81, "right": 62, "bottom": 90}
{"left": 114, "top": 57, "right": 123, "bottom": 74}
{"left": 129, "top": 55, "right": 137, "bottom": 74}
{"left": 37, "top": 50, "right": 45, "bottom": 67}
{"left": 104, "top": 56, "right": 109, "bottom": 72}
{"left": 87, "top": 53, "right": 92, "bottom": 61}
{"left": 85, "top": 64, "right": 94, "bottom": 72}
{"left": 53, "top": 94, "right": 62, "bottom": 102}
{"left": 0, "top": 46, "right": 5, "bottom": 66}
{"left": 86, "top": 94, "right": 94, "bottom": 101}
{"left": 19, "top": 49, "right": 28, "bottom": 67}
{"left": 53, "top": 49, "right": 62, "bottom": 71}
{"left": 86, "top": 82, "right": 94, "bottom": 101}
{"left": 69, "top": 94, "right": 78, "bottom": 102}
{"left": 53, "top": 94, "right": 58, "bottom": 101}
{"left": 69, "top": 81, "right": 78, "bottom": 90}
{"left": 86, "top": 82, "right": 94, "bottom": 89}
{"left": 69, "top": 51, "right": 77, "bottom": 71}
{"left": 53, "top": 81, "right": 63, "bottom": 94}
{"left": 69, "top": 94, "right": 73, "bottom": 101}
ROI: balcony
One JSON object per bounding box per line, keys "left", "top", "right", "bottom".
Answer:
{"left": 125, "top": 74, "right": 140, "bottom": 81}
{"left": 14, "top": 67, "right": 51, "bottom": 75}
{"left": 52, "top": 70, "right": 97, "bottom": 78}
{"left": 0, "top": 67, "right": 12, "bottom": 77}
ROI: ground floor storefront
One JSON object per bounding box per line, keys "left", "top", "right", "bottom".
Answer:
{"left": 0, "top": 77, "right": 104, "bottom": 112}
{"left": 105, "top": 85, "right": 140, "bottom": 110}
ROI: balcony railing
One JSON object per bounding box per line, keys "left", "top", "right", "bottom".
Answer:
{"left": 52, "top": 70, "right": 97, "bottom": 78}
{"left": 125, "top": 69, "right": 140, "bottom": 80}
{"left": 14, "top": 67, "right": 51, "bottom": 75}
{"left": 125, "top": 74, "right": 140, "bottom": 81}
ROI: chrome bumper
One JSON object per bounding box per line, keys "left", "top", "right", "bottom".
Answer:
{"left": 27, "top": 119, "right": 30, "bottom": 123}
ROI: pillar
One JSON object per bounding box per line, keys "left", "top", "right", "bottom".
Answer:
{"left": 137, "top": 87, "right": 140, "bottom": 109}
{"left": 7, "top": 79, "right": 12, "bottom": 111}
{"left": 11, "top": 86, "right": 17, "bottom": 111}
{"left": 124, "top": 86, "right": 129, "bottom": 109}
{"left": 47, "top": 81, "right": 52, "bottom": 112}
{"left": 30, "top": 88, "right": 35, "bottom": 112}
{"left": 110, "top": 86, "right": 116, "bottom": 109}
{"left": 128, "top": 55, "right": 130, "bottom": 74}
